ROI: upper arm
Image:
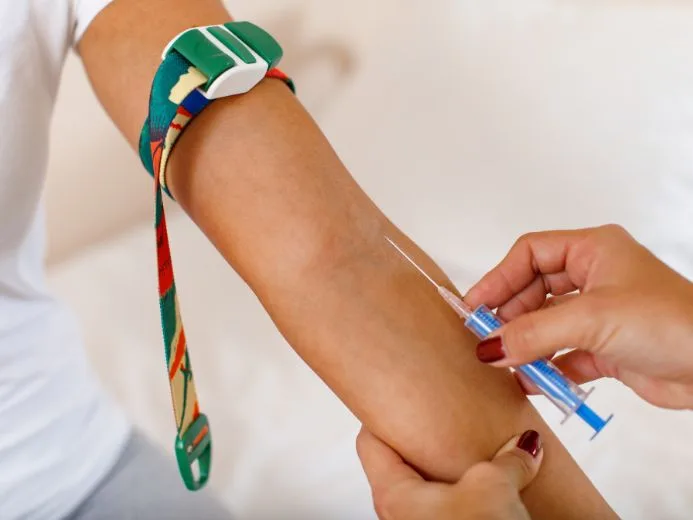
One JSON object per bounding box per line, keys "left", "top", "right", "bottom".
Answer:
{"left": 70, "top": 0, "right": 113, "bottom": 45}
{"left": 75, "top": 0, "right": 232, "bottom": 146}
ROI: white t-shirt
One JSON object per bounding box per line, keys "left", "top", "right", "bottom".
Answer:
{"left": 0, "top": 1, "right": 130, "bottom": 518}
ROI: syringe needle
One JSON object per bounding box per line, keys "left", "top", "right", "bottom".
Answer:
{"left": 385, "top": 236, "right": 473, "bottom": 319}
{"left": 384, "top": 236, "right": 439, "bottom": 288}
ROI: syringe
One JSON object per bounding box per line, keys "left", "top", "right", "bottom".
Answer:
{"left": 386, "top": 237, "right": 613, "bottom": 439}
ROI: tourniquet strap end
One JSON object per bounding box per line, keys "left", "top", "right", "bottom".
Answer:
{"left": 141, "top": 21, "right": 294, "bottom": 492}
{"left": 174, "top": 413, "right": 212, "bottom": 491}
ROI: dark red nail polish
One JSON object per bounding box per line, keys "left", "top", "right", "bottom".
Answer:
{"left": 476, "top": 337, "right": 506, "bottom": 363}
{"left": 517, "top": 430, "right": 542, "bottom": 458}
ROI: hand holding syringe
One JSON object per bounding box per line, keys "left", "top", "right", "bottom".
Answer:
{"left": 385, "top": 237, "right": 613, "bottom": 438}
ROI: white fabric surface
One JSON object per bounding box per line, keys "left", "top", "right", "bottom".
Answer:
{"left": 48, "top": 209, "right": 693, "bottom": 520}
{"left": 46, "top": 0, "right": 693, "bottom": 518}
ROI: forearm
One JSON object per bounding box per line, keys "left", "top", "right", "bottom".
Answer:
{"left": 171, "top": 87, "right": 609, "bottom": 519}
{"left": 179, "top": 121, "right": 609, "bottom": 514}
{"left": 79, "top": 2, "right": 614, "bottom": 517}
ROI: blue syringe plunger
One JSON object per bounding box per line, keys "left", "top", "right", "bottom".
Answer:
{"left": 577, "top": 405, "right": 614, "bottom": 440}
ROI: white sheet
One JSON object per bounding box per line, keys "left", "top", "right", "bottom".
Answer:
{"left": 48, "top": 208, "right": 693, "bottom": 519}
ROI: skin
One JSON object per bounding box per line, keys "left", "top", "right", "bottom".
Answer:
{"left": 357, "top": 428, "right": 544, "bottom": 520}
{"left": 76, "top": 1, "right": 617, "bottom": 517}
{"left": 467, "top": 224, "right": 693, "bottom": 410}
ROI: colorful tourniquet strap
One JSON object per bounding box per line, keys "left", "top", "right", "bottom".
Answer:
{"left": 138, "top": 24, "right": 293, "bottom": 491}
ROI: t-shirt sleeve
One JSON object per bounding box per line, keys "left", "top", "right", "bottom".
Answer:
{"left": 71, "top": 0, "right": 114, "bottom": 45}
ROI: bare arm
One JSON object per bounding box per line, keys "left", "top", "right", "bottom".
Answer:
{"left": 77, "top": 1, "right": 615, "bottom": 517}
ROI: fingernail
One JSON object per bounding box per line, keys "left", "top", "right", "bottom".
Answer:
{"left": 476, "top": 337, "right": 506, "bottom": 363}
{"left": 517, "top": 430, "right": 542, "bottom": 458}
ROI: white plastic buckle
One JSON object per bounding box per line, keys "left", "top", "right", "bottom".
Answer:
{"left": 162, "top": 25, "right": 269, "bottom": 100}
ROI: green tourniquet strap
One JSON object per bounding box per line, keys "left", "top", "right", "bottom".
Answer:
{"left": 138, "top": 21, "right": 294, "bottom": 491}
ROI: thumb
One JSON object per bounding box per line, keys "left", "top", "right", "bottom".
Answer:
{"left": 476, "top": 295, "right": 604, "bottom": 367}
{"left": 459, "top": 430, "right": 544, "bottom": 495}
{"left": 356, "top": 428, "right": 422, "bottom": 493}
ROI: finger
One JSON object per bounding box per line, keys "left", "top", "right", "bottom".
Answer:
{"left": 496, "top": 273, "right": 576, "bottom": 321}
{"left": 549, "top": 350, "right": 607, "bottom": 385}
{"left": 459, "top": 430, "right": 544, "bottom": 493}
{"left": 464, "top": 229, "right": 596, "bottom": 310}
{"left": 514, "top": 330, "right": 579, "bottom": 393}
{"left": 491, "top": 430, "right": 544, "bottom": 491}
{"left": 356, "top": 428, "right": 422, "bottom": 493}
{"left": 506, "top": 294, "right": 578, "bottom": 328}
{"left": 476, "top": 294, "right": 608, "bottom": 367}
{"left": 543, "top": 294, "right": 580, "bottom": 359}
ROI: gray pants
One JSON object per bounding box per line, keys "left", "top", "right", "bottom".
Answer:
{"left": 67, "top": 432, "right": 232, "bottom": 520}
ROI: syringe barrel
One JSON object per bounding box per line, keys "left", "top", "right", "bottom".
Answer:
{"left": 517, "top": 360, "right": 587, "bottom": 416}
{"left": 464, "top": 304, "right": 502, "bottom": 339}
{"left": 465, "top": 305, "right": 590, "bottom": 417}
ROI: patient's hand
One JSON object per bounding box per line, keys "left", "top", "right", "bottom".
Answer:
{"left": 357, "top": 428, "right": 543, "bottom": 520}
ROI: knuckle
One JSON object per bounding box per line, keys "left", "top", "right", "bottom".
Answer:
{"left": 599, "top": 223, "right": 629, "bottom": 238}
{"left": 463, "top": 462, "right": 505, "bottom": 487}
{"left": 507, "top": 451, "right": 535, "bottom": 485}
{"left": 468, "top": 460, "right": 528, "bottom": 494}
{"left": 515, "top": 231, "right": 540, "bottom": 250}
{"left": 465, "top": 463, "right": 517, "bottom": 498}
{"left": 591, "top": 224, "right": 633, "bottom": 253}
{"left": 580, "top": 224, "right": 623, "bottom": 252}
